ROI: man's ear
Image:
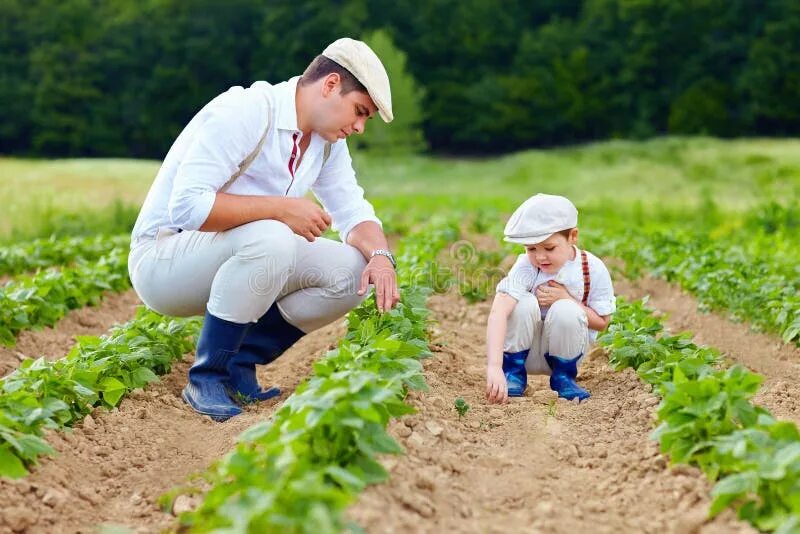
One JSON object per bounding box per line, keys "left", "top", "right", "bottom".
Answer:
{"left": 321, "top": 73, "right": 341, "bottom": 97}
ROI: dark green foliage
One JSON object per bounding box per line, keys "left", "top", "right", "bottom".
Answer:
{"left": 2, "top": 1, "right": 799, "bottom": 156}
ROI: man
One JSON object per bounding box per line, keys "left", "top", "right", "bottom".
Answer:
{"left": 128, "top": 38, "right": 399, "bottom": 421}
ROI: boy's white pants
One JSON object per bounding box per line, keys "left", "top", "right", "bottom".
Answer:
{"left": 504, "top": 293, "right": 589, "bottom": 375}
{"left": 128, "top": 219, "right": 367, "bottom": 333}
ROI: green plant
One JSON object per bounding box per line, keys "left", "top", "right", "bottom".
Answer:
{"left": 0, "top": 248, "right": 131, "bottom": 345}
{"left": 0, "top": 308, "right": 199, "bottom": 478}
{"left": 597, "top": 299, "right": 800, "bottom": 531}
{"left": 0, "top": 234, "right": 129, "bottom": 276}
{"left": 170, "top": 217, "right": 461, "bottom": 532}
{"left": 454, "top": 397, "right": 470, "bottom": 418}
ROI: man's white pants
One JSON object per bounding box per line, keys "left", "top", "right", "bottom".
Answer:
{"left": 128, "top": 220, "right": 367, "bottom": 332}
{"left": 504, "top": 294, "right": 589, "bottom": 375}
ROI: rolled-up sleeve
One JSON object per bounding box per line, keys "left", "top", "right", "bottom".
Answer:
{"left": 587, "top": 262, "right": 617, "bottom": 316}
{"left": 311, "top": 141, "right": 381, "bottom": 243}
{"left": 168, "top": 88, "right": 267, "bottom": 231}
{"left": 496, "top": 254, "right": 534, "bottom": 301}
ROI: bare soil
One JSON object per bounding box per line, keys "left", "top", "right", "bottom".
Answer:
{"left": 615, "top": 276, "right": 800, "bottom": 426}
{"left": 4, "top": 279, "right": 793, "bottom": 533}
{"left": 347, "top": 291, "right": 753, "bottom": 533}
{"left": 0, "top": 319, "right": 346, "bottom": 533}
{"left": 0, "top": 290, "right": 142, "bottom": 377}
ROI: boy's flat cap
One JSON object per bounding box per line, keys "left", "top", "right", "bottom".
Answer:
{"left": 504, "top": 194, "right": 578, "bottom": 245}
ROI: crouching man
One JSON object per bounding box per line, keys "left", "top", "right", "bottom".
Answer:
{"left": 128, "top": 38, "right": 399, "bottom": 421}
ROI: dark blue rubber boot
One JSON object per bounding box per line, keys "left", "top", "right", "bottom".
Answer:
{"left": 544, "top": 353, "right": 590, "bottom": 401}
{"left": 226, "top": 304, "right": 305, "bottom": 403}
{"left": 181, "top": 311, "right": 249, "bottom": 422}
{"left": 502, "top": 349, "right": 529, "bottom": 397}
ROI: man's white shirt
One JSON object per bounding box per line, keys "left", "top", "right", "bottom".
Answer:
{"left": 131, "top": 76, "right": 380, "bottom": 244}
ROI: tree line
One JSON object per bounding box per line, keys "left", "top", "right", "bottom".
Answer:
{"left": 1, "top": 0, "right": 798, "bottom": 157}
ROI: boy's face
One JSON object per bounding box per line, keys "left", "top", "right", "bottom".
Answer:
{"left": 525, "top": 229, "right": 578, "bottom": 274}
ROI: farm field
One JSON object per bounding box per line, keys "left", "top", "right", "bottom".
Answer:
{"left": 0, "top": 137, "right": 799, "bottom": 533}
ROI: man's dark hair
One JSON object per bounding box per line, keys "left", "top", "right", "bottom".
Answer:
{"left": 299, "top": 55, "right": 367, "bottom": 94}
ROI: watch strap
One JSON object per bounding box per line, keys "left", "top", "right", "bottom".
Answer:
{"left": 370, "top": 249, "right": 396, "bottom": 267}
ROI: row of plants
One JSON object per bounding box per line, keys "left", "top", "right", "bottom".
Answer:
{"left": 598, "top": 298, "right": 800, "bottom": 532}
{"left": 587, "top": 202, "right": 800, "bottom": 345}
{"left": 167, "top": 216, "right": 461, "bottom": 532}
{"left": 0, "top": 308, "right": 200, "bottom": 478}
{"left": 0, "top": 247, "right": 130, "bottom": 346}
{"left": 0, "top": 234, "right": 129, "bottom": 277}
{"left": 592, "top": 228, "right": 799, "bottom": 344}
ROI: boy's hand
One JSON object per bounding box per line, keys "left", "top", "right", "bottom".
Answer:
{"left": 535, "top": 280, "right": 573, "bottom": 307}
{"left": 486, "top": 366, "right": 508, "bottom": 404}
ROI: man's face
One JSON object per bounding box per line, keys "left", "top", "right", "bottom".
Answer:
{"left": 316, "top": 75, "right": 378, "bottom": 142}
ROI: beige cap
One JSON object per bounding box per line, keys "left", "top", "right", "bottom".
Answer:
{"left": 504, "top": 194, "right": 578, "bottom": 245}
{"left": 322, "top": 37, "right": 393, "bottom": 123}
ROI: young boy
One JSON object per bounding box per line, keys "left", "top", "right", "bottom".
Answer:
{"left": 486, "top": 194, "right": 616, "bottom": 404}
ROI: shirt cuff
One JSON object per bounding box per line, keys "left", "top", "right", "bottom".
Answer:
{"left": 338, "top": 214, "right": 382, "bottom": 244}
{"left": 496, "top": 276, "right": 529, "bottom": 302}
{"left": 170, "top": 190, "right": 216, "bottom": 231}
{"left": 588, "top": 295, "right": 617, "bottom": 316}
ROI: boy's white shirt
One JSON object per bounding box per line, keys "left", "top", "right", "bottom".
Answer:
{"left": 496, "top": 245, "right": 616, "bottom": 340}
{"left": 131, "top": 76, "right": 380, "bottom": 244}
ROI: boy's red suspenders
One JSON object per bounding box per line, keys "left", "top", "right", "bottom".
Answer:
{"left": 581, "top": 250, "right": 591, "bottom": 306}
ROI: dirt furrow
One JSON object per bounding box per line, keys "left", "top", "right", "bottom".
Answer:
{"left": 0, "top": 318, "right": 346, "bottom": 533}
{"left": 615, "top": 277, "right": 800, "bottom": 426}
{"left": 348, "top": 291, "right": 753, "bottom": 533}
{"left": 0, "top": 289, "right": 142, "bottom": 377}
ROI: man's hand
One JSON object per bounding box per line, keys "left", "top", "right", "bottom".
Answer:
{"left": 535, "top": 280, "right": 574, "bottom": 307}
{"left": 277, "top": 198, "right": 332, "bottom": 242}
{"left": 486, "top": 365, "right": 508, "bottom": 404}
{"left": 357, "top": 255, "right": 400, "bottom": 313}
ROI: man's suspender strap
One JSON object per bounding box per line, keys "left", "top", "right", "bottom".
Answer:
{"left": 581, "top": 250, "right": 590, "bottom": 306}
{"left": 220, "top": 97, "right": 333, "bottom": 194}
{"left": 323, "top": 142, "right": 332, "bottom": 166}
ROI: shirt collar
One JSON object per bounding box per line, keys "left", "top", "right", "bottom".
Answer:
{"left": 274, "top": 76, "right": 301, "bottom": 132}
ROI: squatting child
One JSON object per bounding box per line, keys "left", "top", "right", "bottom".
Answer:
{"left": 486, "top": 194, "right": 616, "bottom": 404}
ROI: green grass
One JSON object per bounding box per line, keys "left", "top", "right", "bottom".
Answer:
{"left": 0, "top": 158, "right": 157, "bottom": 240}
{"left": 2, "top": 136, "right": 799, "bottom": 240}
{"left": 354, "top": 137, "right": 800, "bottom": 210}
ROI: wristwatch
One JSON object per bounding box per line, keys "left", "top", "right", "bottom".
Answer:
{"left": 370, "top": 249, "right": 396, "bottom": 268}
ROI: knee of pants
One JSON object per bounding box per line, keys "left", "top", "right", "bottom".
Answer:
{"left": 509, "top": 293, "right": 541, "bottom": 323}
{"left": 226, "top": 220, "right": 298, "bottom": 263}
{"left": 328, "top": 246, "right": 368, "bottom": 297}
{"left": 546, "top": 299, "right": 588, "bottom": 331}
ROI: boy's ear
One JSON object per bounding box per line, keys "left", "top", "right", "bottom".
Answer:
{"left": 569, "top": 228, "right": 579, "bottom": 244}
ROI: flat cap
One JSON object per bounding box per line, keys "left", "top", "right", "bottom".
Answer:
{"left": 504, "top": 194, "right": 578, "bottom": 245}
{"left": 322, "top": 37, "right": 393, "bottom": 123}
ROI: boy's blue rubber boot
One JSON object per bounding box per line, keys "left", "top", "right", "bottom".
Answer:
{"left": 503, "top": 349, "right": 529, "bottom": 397}
{"left": 544, "top": 353, "right": 590, "bottom": 401}
{"left": 226, "top": 304, "right": 304, "bottom": 403}
{"left": 182, "top": 311, "right": 250, "bottom": 422}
